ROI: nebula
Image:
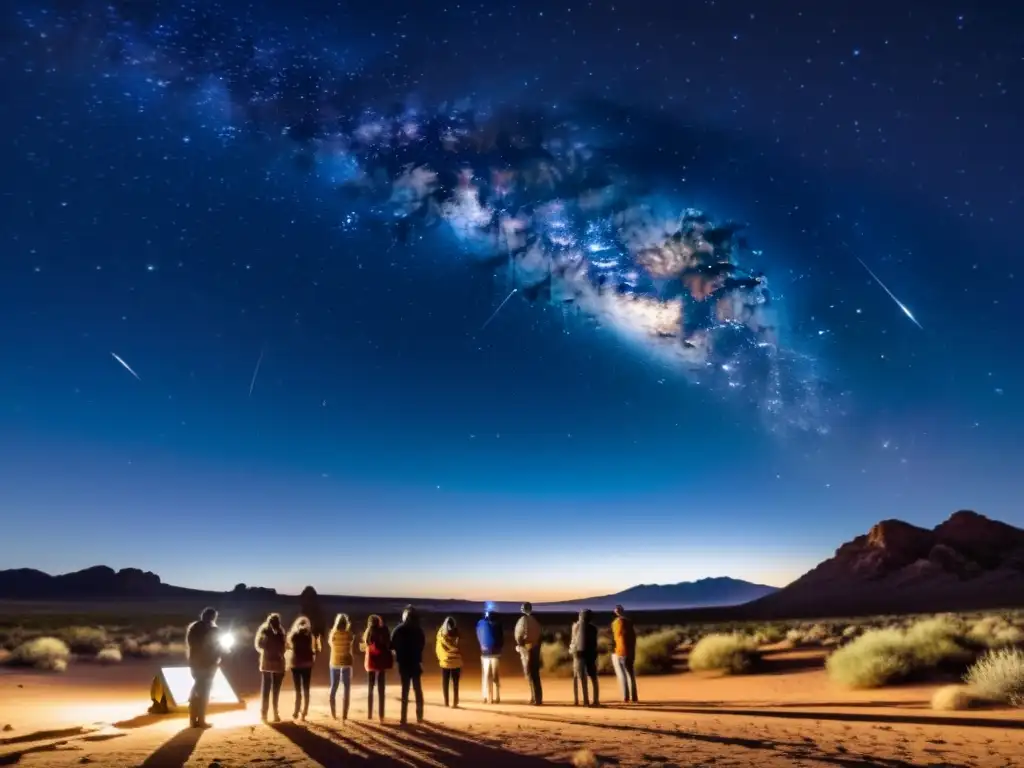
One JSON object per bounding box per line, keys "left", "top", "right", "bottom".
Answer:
{"left": 18, "top": 0, "right": 832, "bottom": 434}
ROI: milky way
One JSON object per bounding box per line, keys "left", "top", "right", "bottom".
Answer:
{"left": 20, "top": 0, "right": 833, "bottom": 434}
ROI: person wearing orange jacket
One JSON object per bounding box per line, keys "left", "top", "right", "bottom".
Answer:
{"left": 610, "top": 604, "right": 638, "bottom": 703}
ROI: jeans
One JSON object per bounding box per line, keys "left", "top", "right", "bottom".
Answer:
{"left": 367, "top": 670, "right": 386, "bottom": 719}
{"left": 572, "top": 656, "right": 599, "bottom": 706}
{"left": 611, "top": 654, "right": 638, "bottom": 702}
{"left": 480, "top": 655, "right": 501, "bottom": 702}
{"left": 260, "top": 671, "right": 284, "bottom": 718}
{"left": 399, "top": 670, "right": 424, "bottom": 723}
{"left": 189, "top": 668, "right": 215, "bottom": 725}
{"left": 441, "top": 668, "right": 461, "bottom": 707}
{"left": 291, "top": 668, "right": 312, "bottom": 718}
{"left": 329, "top": 666, "right": 352, "bottom": 719}
{"left": 519, "top": 645, "right": 543, "bottom": 705}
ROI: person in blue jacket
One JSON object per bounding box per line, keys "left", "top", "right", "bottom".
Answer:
{"left": 475, "top": 608, "right": 504, "bottom": 704}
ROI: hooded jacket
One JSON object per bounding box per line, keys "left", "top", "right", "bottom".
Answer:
{"left": 255, "top": 623, "right": 286, "bottom": 673}
{"left": 364, "top": 624, "right": 393, "bottom": 672}
{"left": 390, "top": 611, "right": 426, "bottom": 674}
{"left": 569, "top": 610, "right": 598, "bottom": 664}
{"left": 611, "top": 615, "right": 636, "bottom": 658}
{"left": 475, "top": 615, "right": 504, "bottom": 656}
{"left": 435, "top": 617, "right": 462, "bottom": 669}
{"left": 286, "top": 626, "right": 320, "bottom": 670}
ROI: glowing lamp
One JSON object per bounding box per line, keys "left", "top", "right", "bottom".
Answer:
{"left": 148, "top": 667, "right": 245, "bottom": 714}
{"left": 218, "top": 632, "right": 236, "bottom": 652}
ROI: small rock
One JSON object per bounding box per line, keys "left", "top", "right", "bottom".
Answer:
{"left": 2, "top": 724, "right": 12, "bottom": 732}
{"left": 78, "top": 758, "right": 93, "bottom": 764}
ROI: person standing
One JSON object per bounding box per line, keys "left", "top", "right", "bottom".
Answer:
{"left": 570, "top": 609, "right": 599, "bottom": 707}
{"left": 610, "top": 604, "right": 638, "bottom": 703}
{"left": 514, "top": 602, "right": 543, "bottom": 705}
{"left": 328, "top": 613, "right": 355, "bottom": 720}
{"left": 185, "top": 607, "right": 223, "bottom": 728}
{"left": 286, "top": 616, "right": 320, "bottom": 721}
{"left": 254, "top": 612, "right": 286, "bottom": 722}
{"left": 435, "top": 616, "right": 462, "bottom": 708}
{"left": 475, "top": 608, "right": 504, "bottom": 703}
{"left": 391, "top": 605, "right": 426, "bottom": 725}
{"left": 362, "top": 615, "right": 392, "bottom": 721}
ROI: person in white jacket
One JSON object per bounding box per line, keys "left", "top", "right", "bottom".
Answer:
{"left": 514, "top": 602, "right": 543, "bottom": 705}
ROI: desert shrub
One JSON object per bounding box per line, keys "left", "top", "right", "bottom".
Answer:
{"left": 635, "top": 628, "right": 682, "bottom": 675}
{"left": 572, "top": 749, "right": 598, "bottom": 768}
{"left": 903, "top": 616, "right": 975, "bottom": 668}
{"left": 154, "top": 625, "right": 184, "bottom": 643}
{"left": 842, "top": 624, "right": 862, "bottom": 639}
{"left": 96, "top": 646, "right": 123, "bottom": 664}
{"left": 969, "top": 616, "right": 1024, "bottom": 649}
{"left": 5, "top": 637, "right": 71, "bottom": 672}
{"left": 826, "top": 628, "right": 916, "bottom": 688}
{"left": 964, "top": 648, "right": 1024, "bottom": 706}
{"left": 687, "top": 633, "right": 758, "bottom": 674}
{"left": 749, "top": 625, "right": 784, "bottom": 646}
{"left": 122, "top": 639, "right": 186, "bottom": 659}
{"left": 931, "top": 684, "right": 989, "bottom": 711}
{"left": 61, "top": 626, "right": 109, "bottom": 656}
{"left": 541, "top": 641, "right": 573, "bottom": 676}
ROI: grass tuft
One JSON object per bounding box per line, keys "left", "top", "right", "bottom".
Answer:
{"left": 688, "top": 633, "right": 759, "bottom": 674}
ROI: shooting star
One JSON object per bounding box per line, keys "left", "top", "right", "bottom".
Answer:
{"left": 856, "top": 258, "right": 923, "bottom": 330}
{"left": 110, "top": 352, "right": 141, "bottom": 381}
{"left": 248, "top": 349, "right": 265, "bottom": 397}
{"left": 477, "top": 288, "right": 518, "bottom": 334}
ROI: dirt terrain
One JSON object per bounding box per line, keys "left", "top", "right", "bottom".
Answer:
{"left": 2, "top": 650, "right": 1021, "bottom": 767}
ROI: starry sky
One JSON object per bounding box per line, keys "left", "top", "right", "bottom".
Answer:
{"left": 1, "top": 0, "right": 1021, "bottom": 601}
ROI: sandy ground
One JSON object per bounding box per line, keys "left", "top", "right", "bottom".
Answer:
{"left": 2, "top": 653, "right": 1023, "bottom": 767}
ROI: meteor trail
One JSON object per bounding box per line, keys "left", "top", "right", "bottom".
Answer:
{"left": 477, "top": 288, "right": 518, "bottom": 333}
{"left": 110, "top": 352, "right": 141, "bottom": 381}
{"left": 856, "top": 258, "right": 923, "bottom": 330}
{"left": 249, "top": 349, "right": 265, "bottom": 397}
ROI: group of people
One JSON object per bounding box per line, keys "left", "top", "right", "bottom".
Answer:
{"left": 184, "top": 601, "right": 639, "bottom": 728}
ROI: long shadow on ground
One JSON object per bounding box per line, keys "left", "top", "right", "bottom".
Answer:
{"left": 138, "top": 727, "right": 204, "bottom": 768}
{"left": 0, "top": 733, "right": 125, "bottom": 766}
{"left": 274, "top": 719, "right": 561, "bottom": 767}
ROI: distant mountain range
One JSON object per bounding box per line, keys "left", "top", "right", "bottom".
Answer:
{"left": 4, "top": 510, "right": 1021, "bottom": 618}
{"left": 0, "top": 566, "right": 774, "bottom": 612}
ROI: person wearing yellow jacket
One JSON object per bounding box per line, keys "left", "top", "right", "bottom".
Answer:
{"left": 610, "top": 605, "right": 638, "bottom": 703}
{"left": 328, "top": 614, "right": 355, "bottom": 720}
{"left": 435, "top": 616, "right": 463, "bottom": 707}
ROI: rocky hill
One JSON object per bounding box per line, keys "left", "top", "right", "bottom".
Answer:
{"left": 747, "top": 510, "right": 1024, "bottom": 618}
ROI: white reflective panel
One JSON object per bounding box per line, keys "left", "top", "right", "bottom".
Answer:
{"left": 160, "top": 666, "right": 241, "bottom": 705}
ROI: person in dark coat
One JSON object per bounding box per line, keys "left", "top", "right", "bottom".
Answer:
{"left": 286, "top": 616, "right": 320, "bottom": 721}
{"left": 570, "top": 608, "right": 599, "bottom": 707}
{"left": 390, "top": 605, "right": 426, "bottom": 725}
{"left": 185, "top": 607, "right": 223, "bottom": 728}
{"left": 254, "top": 612, "right": 286, "bottom": 722}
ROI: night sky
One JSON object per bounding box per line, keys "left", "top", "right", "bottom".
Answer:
{"left": 1, "top": 0, "right": 1021, "bottom": 601}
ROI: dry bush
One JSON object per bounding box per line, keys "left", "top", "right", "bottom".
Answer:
{"left": 572, "top": 749, "right": 598, "bottom": 768}
{"left": 61, "top": 626, "right": 109, "bottom": 656}
{"left": 969, "top": 616, "right": 1024, "bottom": 649}
{"left": 5, "top": 637, "right": 71, "bottom": 672}
{"left": 687, "top": 633, "right": 758, "bottom": 674}
{"left": 826, "top": 628, "right": 916, "bottom": 688}
{"left": 749, "top": 625, "right": 785, "bottom": 646}
{"left": 931, "top": 684, "right": 989, "bottom": 711}
{"left": 964, "top": 648, "right": 1024, "bottom": 706}
{"left": 96, "top": 646, "right": 123, "bottom": 664}
{"left": 842, "top": 624, "right": 862, "bottom": 639}
{"left": 121, "top": 638, "right": 186, "bottom": 659}
{"left": 541, "top": 641, "right": 573, "bottom": 676}
{"left": 635, "top": 628, "right": 682, "bottom": 675}
{"left": 902, "top": 616, "right": 975, "bottom": 668}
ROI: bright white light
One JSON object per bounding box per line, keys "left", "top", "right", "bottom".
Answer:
{"left": 159, "top": 667, "right": 241, "bottom": 708}
{"left": 218, "top": 632, "right": 235, "bottom": 652}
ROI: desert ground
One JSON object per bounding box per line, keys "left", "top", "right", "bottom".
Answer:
{"left": 3, "top": 612, "right": 1024, "bottom": 768}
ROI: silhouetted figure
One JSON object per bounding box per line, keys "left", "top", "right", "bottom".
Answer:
{"left": 362, "top": 614, "right": 392, "bottom": 721}
{"left": 570, "top": 609, "right": 599, "bottom": 707}
{"left": 515, "top": 602, "right": 543, "bottom": 705}
{"left": 185, "top": 607, "right": 222, "bottom": 728}
{"left": 391, "top": 605, "right": 426, "bottom": 725}
{"left": 610, "top": 604, "right": 638, "bottom": 703}
{"left": 286, "top": 616, "right": 320, "bottom": 721}
{"left": 328, "top": 613, "right": 355, "bottom": 720}
{"left": 254, "top": 612, "right": 286, "bottom": 722}
{"left": 435, "top": 616, "right": 462, "bottom": 707}
{"left": 476, "top": 608, "right": 504, "bottom": 703}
